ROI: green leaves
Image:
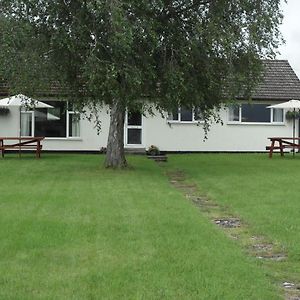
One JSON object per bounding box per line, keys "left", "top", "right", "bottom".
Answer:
{"left": 0, "top": 0, "right": 282, "bottom": 113}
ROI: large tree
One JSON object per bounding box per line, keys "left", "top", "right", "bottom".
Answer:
{"left": 0, "top": 0, "right": 283, "bottom": 167}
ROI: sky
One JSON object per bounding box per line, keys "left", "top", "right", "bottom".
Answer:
{"left": 278, "top": 0, "right": 300, "bottom": 77}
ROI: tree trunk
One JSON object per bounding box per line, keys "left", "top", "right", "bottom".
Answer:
{"left": 105, "top": 100, "right": 127, "bottom": 168}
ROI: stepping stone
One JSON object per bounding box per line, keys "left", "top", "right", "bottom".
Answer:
{"left": 252, "top": 243, "right": 274, "bottom": 252}
{"left": 257, "top": 254, "right": 286, "bottom": 261}
{"left": 283, "top": 282, "right": 295, "bottom": 289}
{"left": 214, "top": 218, "right": 241, "bottom": 228}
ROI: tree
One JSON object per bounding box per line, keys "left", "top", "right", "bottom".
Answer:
{"left": 0, "top": 0, "right": 283, "bottom": 168}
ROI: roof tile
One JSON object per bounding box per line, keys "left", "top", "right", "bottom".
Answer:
{"left": 251, "top": 60, "right": 300, "bottom": 100}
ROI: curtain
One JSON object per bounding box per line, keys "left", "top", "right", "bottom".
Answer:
{"left": 69, "top": 113, "right": 80, "bottom": 137}
{"left": 273, "top": 108, "right": 283, "bottom": 122}
{"left": 21, "top": 112, "right": 32, "bottom": 136}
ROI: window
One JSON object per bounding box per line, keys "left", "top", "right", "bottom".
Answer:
{"left": 35, "top": 101, "right": 67, "bottom": 137}
{"left": 228, "top": 105, "right": 240, "bottom": 122}
{"left": 21, "top": 110, "right": 33, "bottom": 137}
{"left": 228, "top": 104, "right": 284, "bottom": 124}
{"left": 68, "top": 112, "right": 80, "bottom": 137}
{"left": 21, "top": 101, "right": 81, "bottom": 138}
{"left": 128, "top": 111, "right": 142, "bottom": 126}
{"left": 241, "top": 104, "right": 270, "bottom": 123}
{"left": 126, "top": 111, "right": 142, "bottom": 145}
{"left": 127, "top": 128, "right": 142, "bottom": 144}
{"left": 168, "top": 107, "right": 203, "bottom": 123}
{"left": 273, "top": 108, "right": 284, "bottom": 123}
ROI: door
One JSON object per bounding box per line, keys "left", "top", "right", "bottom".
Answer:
{"left": 125, "top": 111, "right": 143, "bottom": 146}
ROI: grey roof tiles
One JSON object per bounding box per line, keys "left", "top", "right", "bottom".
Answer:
{"left": 251, "top": 60, "right": 300, "bottom": 100}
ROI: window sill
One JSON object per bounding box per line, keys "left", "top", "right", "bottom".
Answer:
{"left": 125, "top": 144, "right": 144, "bottom": 148}
{"left": 45, "top": 137, "right": 82, "bottom": 141}
{"left": 227, "top": 122, "right": 285, "bottom": 126}
{"left": 167, "top": 121, "right": 204, "bottom": 125}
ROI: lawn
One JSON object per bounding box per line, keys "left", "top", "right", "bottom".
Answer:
{"left": 0, "top": 154, "right": 285, "bottom": 299}
{"left": 166, "top": 153, "right": 300, "bottom": 290}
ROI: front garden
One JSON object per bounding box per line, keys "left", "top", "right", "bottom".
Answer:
{"left": 1, "top": 153, "right": 299, "bottom": 299}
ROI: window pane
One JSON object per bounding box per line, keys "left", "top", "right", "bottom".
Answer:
{"left": 241, "top": 104, "right": 270, "bottom": 123}
{"left": 128, "top": 111, "right": 142, "bottom": 126}
{"left": 21, "top": 113, "right": 32, "bottom": 136}
{"left": 35, "top": 101, "right": 67, "bottom": 137}
{"left": 69, "top": 113, "right": 80, "bottom": 137}
{"left": 194, "top": 107, "right": 203, "bottom": 121}
{"left": 168, "top": 108, "right": 179, "bottom": 121}
{"left": 228, "top": 105, "right": 240, "bottom": 121}
{"left": 127, "top": 129, "right": 142, "bottom": 144}
{"left": 180, "top": 107, "right": 193, "bottom": 121}
{"left": 68, "top": 102, "right": 75, "bottom": 111}
{"left": 273, "top": 108, "right": 283, "bottom": 122}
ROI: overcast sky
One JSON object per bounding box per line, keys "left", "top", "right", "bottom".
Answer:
{"left": 278, "top": 0, "right": 300, "bottom": 77}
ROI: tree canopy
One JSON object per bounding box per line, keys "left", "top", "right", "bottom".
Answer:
{"left": 0, "top": 0, "right": 283, "bottom": 167}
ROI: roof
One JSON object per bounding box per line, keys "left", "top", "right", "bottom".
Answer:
{"left": 251, "top": 60, "right": 300, "bottom": 101}
{"left": 1, "top": 60, "right": 300, "bottom": 100}
{"left": 0, "top": 79, "right": 69, "bottom": 97}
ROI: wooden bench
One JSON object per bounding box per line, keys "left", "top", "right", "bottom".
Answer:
{"left": 0, "top": 137, "right": 45, "bottom": 158}
{"left": 267, "top": 137, "right": 300, "bottom": 158}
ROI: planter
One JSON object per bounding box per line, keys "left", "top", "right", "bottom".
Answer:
{"left": 285, "top": 111, "right": 300, "bottom": 121}
{"left": 147, "top": 145, "right": 160, "bottom": 156}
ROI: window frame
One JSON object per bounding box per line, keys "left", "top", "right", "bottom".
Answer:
{"left": 227, "top": 104, "right": 285, "bottom": 125}
{"left": 20, "top": 109, "right": 34, "bottom": 137}
{"left": 20, "top": 101, "right": 81, "bottom": 139}
{"left": 67, "top": 109, "right": 81, "bottom": 139}
{"left": 124, "top": 111, "right": 143, "bottom": 147}
{"left": 167, "top": 107, "right": 204, "bottom": 124}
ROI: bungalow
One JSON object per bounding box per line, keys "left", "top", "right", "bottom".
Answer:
{"left": 1, "top": 60, "right": 300, "bottom": 152}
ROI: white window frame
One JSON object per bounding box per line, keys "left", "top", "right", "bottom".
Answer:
{"left": 66, "top": 109, "right": 81, "bottom": 138}
{"left": 20, "top": 110, "right": 34, "bottom": 137}
{"left": 124, "top": 111, "right": 143, "bottom": 147}
{"left": 167, "top": 107, "right": 204, "bottom": 124}
{"left": 227, "top": 104, "right": 285, "bottom": 125}
{"left": 21, "top": 101, "right": 81, "bottom": 138}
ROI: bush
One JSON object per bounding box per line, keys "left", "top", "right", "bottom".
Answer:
{"left": 147, "top": 145, "right": 160, "bottom": 156}
{"left": 286, "top": 110, "right": 300, "bottom": 120}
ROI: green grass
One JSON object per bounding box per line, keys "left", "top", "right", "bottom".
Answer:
{"left": 166, "top": 153, "right": 300, "bottom": 285}
{"left": 0, "top": 154, "right": 280, "bottom": 299}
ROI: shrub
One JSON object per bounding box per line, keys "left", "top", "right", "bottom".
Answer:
{"left": 147, "top": 145, "right": 160, "bottom": 156}
{"left": 286, "top": 110, "right": 300, "bottom": 120}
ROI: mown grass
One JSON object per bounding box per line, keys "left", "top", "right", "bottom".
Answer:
{"left": 167, "top": 153, "right": 300, "bottom": 286}
{"left": 0, "top": 154, "right": 280, "bottom": 299}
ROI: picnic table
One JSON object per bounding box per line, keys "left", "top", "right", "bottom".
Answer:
{"left": 267, "top": 137, "right": 300, "bottom": 158}
{"left": 0, "top": 137, "right": 44, "bottom": 158}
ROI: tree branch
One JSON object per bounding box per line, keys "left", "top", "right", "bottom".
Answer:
{"left": 167, "top": 0, "right": 213, "bottom": 18}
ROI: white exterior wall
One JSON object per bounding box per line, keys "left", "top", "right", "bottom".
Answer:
{"left": 0, "top": 102, "right": 296, "bottom": 152}
{"left": 143, "top": 107, "right": 294, "bottom": 152}
{"left": 0, "top": 107, "right": 110, "bottom": 151}
{"left": 0, "top": 107, "right": 20, "bottom": 137}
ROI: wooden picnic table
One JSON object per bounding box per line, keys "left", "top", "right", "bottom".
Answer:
{"left": 0, "top": 137, "right": 44, "bottom": 158}
{"left": 267, "top": 137, "right": 300, "bottom": 158}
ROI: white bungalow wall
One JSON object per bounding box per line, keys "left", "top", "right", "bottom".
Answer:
{"left": 144, "top": 106, "right": 295, "bottom": 152}
{"left": 0, "top": 106, "right": 20, "bottom": 137}
{"left": 0, "top": 106, "right": 110, "bottom": 151}
{"left": 0, "top": 102, "right": 297, "bottom": 152}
